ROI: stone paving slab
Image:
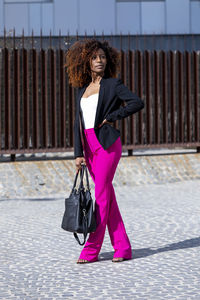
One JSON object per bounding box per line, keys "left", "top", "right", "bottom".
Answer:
{"left": 0, "top": 180, "right": 200, "bottom": 299}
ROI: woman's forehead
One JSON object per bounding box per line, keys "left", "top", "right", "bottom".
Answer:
{"left": 92, "top": 48, "right": 105, "bottom": 55}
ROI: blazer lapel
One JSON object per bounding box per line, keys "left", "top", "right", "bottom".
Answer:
{"left": 78, "top": 87, "right": 87, "bottom": 106}
{"left": 94, "top": 81, "right": 105, "bottom": 128}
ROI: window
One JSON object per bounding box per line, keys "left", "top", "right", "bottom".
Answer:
{"left": 190, "top": 0, "right": 200, "bottom": 33}
{"left": 116, "top": 1, "right": 141, "bottom": 34}
{"left": 116, "top": 0, "right": 166, "bottom": 34}
{"left": 4, "top": 0, "right": 54, "bottom": 35}
{"left": 116, "top": 0, "right": 165, "bottom": 2}
{"left": 141, "top": 1, "right": 165, "bottom": 33}
{"left": 4, "top": 0, "right": 52, "bottom": 3}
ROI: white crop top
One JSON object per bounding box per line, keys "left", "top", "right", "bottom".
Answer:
{"left": 80, "top": 93, "right": 99, "bottom": 129}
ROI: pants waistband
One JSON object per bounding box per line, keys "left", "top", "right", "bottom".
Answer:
{"left": 84, "top": 128, "right": 95, "bottom": 135}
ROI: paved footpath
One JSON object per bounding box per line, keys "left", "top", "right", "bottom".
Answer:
{"left": 0, "top": 180, "right": 200, "bottom": 300}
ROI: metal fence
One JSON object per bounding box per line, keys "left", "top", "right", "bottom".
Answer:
{"left": 1, "top": 31, "right": 200, "bottom": 51}
{"left": 0, "top": 33, "right": 200, "bottom": 158}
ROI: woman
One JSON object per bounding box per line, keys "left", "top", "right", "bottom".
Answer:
{"left": 66, "top": 39, "right": 144, "bottom": 264}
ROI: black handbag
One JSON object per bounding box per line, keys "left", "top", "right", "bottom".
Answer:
{"left": 61, "top": 164, "right": 96, "bottom": 245}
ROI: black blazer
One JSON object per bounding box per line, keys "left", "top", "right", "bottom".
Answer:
{"left": 74, "top": 77, "right": 144, "bottom": 158}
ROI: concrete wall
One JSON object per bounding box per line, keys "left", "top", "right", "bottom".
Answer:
{"left": 0, "top": 153, "right": 200, "bottom": 199}
{"left": 0, "top": 0, "right": 200, "bottom": 36}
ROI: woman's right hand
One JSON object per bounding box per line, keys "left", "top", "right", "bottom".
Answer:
{"left": 75, "top": 157, "right": 86, "bottom": 173}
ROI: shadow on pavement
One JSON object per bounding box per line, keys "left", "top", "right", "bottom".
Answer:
{"left": 99, "top": 237, "right": 200, "bottom": 261}
{"left": 0, "top": 197, "right": 63, "bottom": 202}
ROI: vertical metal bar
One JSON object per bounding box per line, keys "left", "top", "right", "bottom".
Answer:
{"left": 137, "top": 50, "right": 144, "bottom": 145}
{"left": 40, "top": 29, "right": 43, "bottom": 49}
{"left": 120, "top": 50, "right": 127, "bottom": 146}
{"left": 59, "top": 29, "right": 61, "bottom": 50}
{"left": 0, "top": 47, "right": 1, "bottom": 150}
{"left": 123, "top": 51, "right": 127, "bottom": 147}
{"left": 128, "top": 50, "right": 134, "bottom": 91}
{"left": 145, "top": 50, "right": 152, "bottom": 144}
{"left": 154, "top": 50, "right": 160, "bottom": 144}
{"left": 128, "top": 50, "right": 135, "bottom": 146}
{"left": 49, "top": 30, "right": 52, "bottom": 49}
{"left": 177, "top": 51, "right": 184, "bottom": 143}
{"left": 32, "top": 48, "right": 39, "bottom": 149}
{"left": 102, "top": 31, "right": 105, "bottom": 41}
{"left": 110, "top": 32, "right": 113, "bottom": 46}
{"left": 193, "top": 51, "right": 199, "bottom": 142}
{"left": 4, "top": 28, "right": 6, "bottom": 48}
{"left": 135, "top": 34, "right": 139, "bottom": 50}
{"left": 72, "top": 88, "right": 75, "bottom": 149}
{"left": 161, "top": 51, "right": 168, "bottom": 143}
{"left": 4, "top": 48, "right": 11, "bottom": 150}
{"left": 13, "top": 48, "right": 20, "bottom": 149}
{"left": 41, "top": 49, "right": 48, "bottom": 148}
{"left": 185, "top": 51, "right": 191, "bottom": 142}
{"left": 120, "top": 50, "right": 125, "bottom": 83}
{"left": 143, "top": 35, "right": 147, "bottom": 51}
{"left": 68, "top": 84, "right": 74, "bottom": 147}
{"left": 49, "top": 49, "right": 57, "bottom": 147}
{"left": 22, "top": 48, "right": 29, "bottom": 149}
{"left": 170, "top": 51, "right": 176, "bottom": 143}
{"left": 59, "top": 49, "right": 66, "bottom": 148}
{"left": 128, "top": 33, "right": 130, "bottom": 52}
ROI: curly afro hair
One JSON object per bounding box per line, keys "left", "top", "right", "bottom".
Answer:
{"left": 65, "top": 39, "right": 120, "bottom": 88}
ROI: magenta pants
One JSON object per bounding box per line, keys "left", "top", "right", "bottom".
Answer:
{"left": 79, "top": 128, "right": 132, "bottom": 262}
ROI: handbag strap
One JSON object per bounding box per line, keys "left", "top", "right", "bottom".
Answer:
{"left": 73, "top": 230, "right": 87, "bottom": 246}
{"left": 74, "top": 200, "right": 88, "bottom": 245}
{"left": 72, "top": 164, "right": 88, "bottom": 192}
{"left": 84, "top": 165, "right": 90, "bottom": 190}
{"left": 73, "top": 164, "right": 91, "bottom": 246}
{"left": 72, "top": 171, "right": 79, "bottom": 191}
{"left": 78, "top": 165, "right": 84, "bottom": 192}
{"left": 79, "top": 164, "right": 90, "bottom": 190}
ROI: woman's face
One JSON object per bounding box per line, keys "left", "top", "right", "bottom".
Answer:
{"left": 90, "top": 48, "right": 107, "bottom": 75}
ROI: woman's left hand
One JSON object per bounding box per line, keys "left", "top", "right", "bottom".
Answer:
{"left": 98, "top": 119, "right": 112, "bottom": 128}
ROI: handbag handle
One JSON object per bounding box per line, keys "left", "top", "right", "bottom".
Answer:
{"left": 72, "top": 171, "right": 79, "bottom": 191}
{"left": 71, "top": 164, "right": 89, "bottom": 192}
{"left": 78, "top": 164, "right": 90, "bottom": 191}
{"left": 74, "top": 164, "right": 91, "bottom": 246}
{"left": 84, "top": 165, "right": 90, "bottom": 190}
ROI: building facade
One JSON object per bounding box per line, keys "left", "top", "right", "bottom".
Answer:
{"left": 0, "top": 0, "right": 200, "bottom": 36}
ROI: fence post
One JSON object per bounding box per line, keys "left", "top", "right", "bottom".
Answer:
{"left": 128, "top": 149, "right": 133, "bottom": 156}
{"left": 137, "top": 50, "right": 144, "bottom": 145}
{"left": 185, "top": 51, "right": 192, "bottom": 143}
{"left": 193, "top": 51, "right": 199, "bottom": 144}
{"left": 145, "top": 50, "right": 152, "bottom": 145}
{"left": 154, "top": 50, "right": 160, "bottom": 144}
{"left": 10, "top": 154, "right": 16, "bottom": 161}
{"left": 161, "top": 51, "right": 168, "bottom": 144}
{"left": 13, "top": 29, "right": 20, "bottom": 150}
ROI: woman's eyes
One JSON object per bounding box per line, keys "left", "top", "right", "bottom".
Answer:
{"left": 92, "top": 55, "right": 106, "bottom": 60}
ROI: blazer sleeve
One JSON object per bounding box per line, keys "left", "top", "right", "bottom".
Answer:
{"left": 74, "top": 96, "right": 84, "bottom": 159}
{"left": 106, "top": 79, "right": 144, "bottom": 123}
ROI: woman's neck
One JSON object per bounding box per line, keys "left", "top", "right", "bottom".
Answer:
{"left": 91, "top": 73, "right": 103, "bottom": 84}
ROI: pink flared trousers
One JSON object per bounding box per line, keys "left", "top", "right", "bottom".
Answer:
{"left": 79, "top": 128, "right": 132, "bottom": 262}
